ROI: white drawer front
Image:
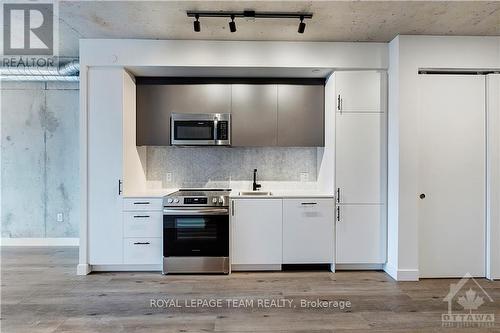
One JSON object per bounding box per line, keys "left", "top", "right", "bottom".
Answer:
{"left": 123, "top": 212, "right": 163, "bottom": 238}
{"left": 123, "top": 198, "right": 163, "bottom": 211}
{"left": 123, "top": 238, "right": 162, "bottom": 264}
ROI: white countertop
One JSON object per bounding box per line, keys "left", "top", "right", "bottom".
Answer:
{"left": 229, "top": 190, "right": 335, "bottom": 199}
{"left": 123, "top": 188, "right": 335, "bottom": 199}
{"left": 122, "top": 188, "right": 177, "bottom": 198}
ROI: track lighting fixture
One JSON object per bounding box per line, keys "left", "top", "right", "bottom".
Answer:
{"left": 298, "top": 16, "right": 306, "bottom": 34}
{"left": 229, "top": 15, "right": 236, "bottom": 33}
{"left": 193, "top": 14, "right": 201, "bottom": 32}
{"left": 187, "top": 11, "right": 312, "bottom": 34}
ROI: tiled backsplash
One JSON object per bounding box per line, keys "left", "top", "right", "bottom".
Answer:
{"left": 146, "top": 146, "right": 318, "bottom": 188}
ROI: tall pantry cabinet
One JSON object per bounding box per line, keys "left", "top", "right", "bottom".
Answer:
{"left": 87, "top": 68, "right": 146, "bottom": 266}
{"left": 334, "top": 71, "right": 387, "bottom": 264}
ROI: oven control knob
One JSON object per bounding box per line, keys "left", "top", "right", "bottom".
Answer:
{"left": 212, "top": 198, "right": 218, "bottom": 204}
{"left": 167, "top": 198, "right": 173, "bottom": 203}
{"left": 174, "top": 198, "right": 179, "bottom": 203}
{"left": 218, "top": 198, "right": 224, "bottom": 204}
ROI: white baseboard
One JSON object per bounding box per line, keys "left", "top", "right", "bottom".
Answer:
{"left": 397, "top": 268, "right": 419, "bottom": 281}
{"left": 1, "top": 238, "right": 79, "bottom": 246}
{"left": 77, "top": 264, "right": 91, "bottom": 275}
{"left": 384, "top": 263, "right": 419, "bottom": 281}
{"left": 231, "top": 264, "right": 282, "bottom": 271}
{"left": 336, "top": 263, "right": 384, "bottom": 270}
{"left": 91, "top": 264, "right": 162, "bottom": 272}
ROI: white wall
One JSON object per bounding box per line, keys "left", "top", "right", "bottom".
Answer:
{"left": 487, "top": 74, "right": 500, "bottom": 280}
{"left": 387, "top": 36, "right": 500, "bottom": 281}
{"left": 80, "top": 40, "right": 388, "bottom": 69}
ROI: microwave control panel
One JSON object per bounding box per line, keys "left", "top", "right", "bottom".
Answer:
{"left": 217, "top": 121, "right": 228, "bottom": 140}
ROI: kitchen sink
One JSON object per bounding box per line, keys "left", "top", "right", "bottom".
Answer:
{"left": 238, "top": 191, "right": 272, "bottom": 196}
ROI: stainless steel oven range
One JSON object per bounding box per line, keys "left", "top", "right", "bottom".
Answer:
{"left": 163, "top": 189, "right": 230, "bottom": 274}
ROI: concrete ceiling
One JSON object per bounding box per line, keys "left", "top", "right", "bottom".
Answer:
{"left": 58, "top": 1, "right": 500, "bottom": 57}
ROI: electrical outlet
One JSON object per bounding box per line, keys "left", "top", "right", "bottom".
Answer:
{"left": 300, "top": 172, "right": 309, "bottom": 182}
{"left": 56, "top": 213, "right": 64, "bottom": 222}
{"left": 166, "top": 172, "right": 172, "bottom": 182}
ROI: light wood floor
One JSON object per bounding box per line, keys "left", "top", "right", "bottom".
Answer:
{"left": 1, "top": 247, "right": 500, "bottom": 333}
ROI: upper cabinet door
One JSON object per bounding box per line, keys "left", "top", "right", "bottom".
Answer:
{"left": 231, "top": 85, "right": 278, "bottom": 146}
{"left": 277, "top": 85, "right": 325, "bottom": 147}
{"left": 136, "top": 84, "right": 231, "bottom": 145}
{"left": 335, "top": 71, "right": 386, "bottom": 113}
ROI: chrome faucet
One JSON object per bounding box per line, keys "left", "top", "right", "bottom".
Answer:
{"left": 253, "top": 169, "right": 262, "bottom": 191}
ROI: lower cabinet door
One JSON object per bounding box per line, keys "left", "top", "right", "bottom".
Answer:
{"left": 283, "top": 199, "right": 335, "bottom": 264}
{"left": 231, "top": 199, "right": 283, "bottom": 265}
{"left": 336, "top": 204, "right": 386, "bottom": 264}
{"left": 123, "top": 238, "right": 162, "bottom": 265}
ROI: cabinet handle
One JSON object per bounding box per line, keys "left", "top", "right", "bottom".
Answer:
{"left": 133, "top": 242, "right": 150, "bottom": 245}
{"left": 118, "top": 180, "right": 123, "bottom": 195}
{"left": 336, "top": 206, "right": 341, "bottom": 222}
{"left": 133, "top": 202, "right": 150, "bottom": 205}
{"left": 301, "top": 202, "right": 317, "bottom": 205}
{"left": 336, "top": 188, "right": 341, "bottom": 204}
{"left": 337, "top": 94, "right": 341, "bottom": 111}
{"left": 133, "top": 215, "right": 150, "bottom": 218}
{"left": 231, "top": 201, "right": 234, "bottom": 216}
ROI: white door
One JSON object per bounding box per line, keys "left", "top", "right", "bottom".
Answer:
{"left": 231, "top": 199, "right": 282, "bottom": 265}
{"left": 282, "top": 199, "right": 335, "bottom": 264}
{"left": 88, "top": 68, "right": 124, "bottom": 265}
{"left": 336, "top": 204, "right": 386, "bottom": 264}
{"left": 336, "top": 113, "right": 386, "bottom": 204}
{"left": 335, "top": 71, "right": 386, "bottom": 113}
{"left": 418, "top": 75, "right": 486, "bottom": 278}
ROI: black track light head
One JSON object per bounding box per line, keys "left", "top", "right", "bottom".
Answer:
{"left": 298, "top": 16, "right": 306, "bottom": 34}
{"left": 193, "top": 14, "right": 201, "bottom": 32}
{"left": 229, "top": 15, "right": 236, "bottom": 32}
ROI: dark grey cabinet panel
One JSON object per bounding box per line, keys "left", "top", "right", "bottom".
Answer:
{"left": 137, "top": 84, "right": 231, "bottom": 145}
{"left": 277, "top": 85, "right": 324, "bottom": 147}
{"left": 231, "top": 85, "right": 278, "bottom": 146}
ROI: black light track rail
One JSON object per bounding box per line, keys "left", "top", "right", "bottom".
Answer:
{"left": 186, "top": 11, "right": 313, "bottom": 19}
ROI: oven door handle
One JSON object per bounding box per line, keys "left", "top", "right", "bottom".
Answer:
{"left": 163, "top": 208, "right": 229, "bottom": 216}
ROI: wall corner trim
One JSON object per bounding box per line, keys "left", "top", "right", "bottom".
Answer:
{"left": 77, "top": 263, "right": 91, "bottom": 275}
{"left": 0, "top": 237, "right": 79, "bottom": 246}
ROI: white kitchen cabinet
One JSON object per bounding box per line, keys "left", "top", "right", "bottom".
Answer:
{"left": 123, "top": 197, "right": 163, "bottom": 265}
{"left": 336, "top": 205, "right": 386, "bottom": 264}
{"left": 88, "top": 68, "right": 126, "bottom": 265}
{"left": 334, "top": 70, "right": 387, "bottom": 266}
{"left": 335, "top": 113, "right": 386, "bottom": 204}
{"left": 282, "top": 199, "right": 335, "bottom": 264}
{"left": 123, "top": 211, "right": 163, "bottom": 238}
{"left": 231, "top": 199, "right": 283, "bottom": 267}
{"left": 123, "top": 198, "right": 163, "bottom": 211}
{"left": 123, "top": 238, "right": 162, "bottom": 265}
{"left": 87, "top": 68, "right": 147, "bottom": 267}
{"left": 335, "top": 71, "right": 386, "bottom": 113}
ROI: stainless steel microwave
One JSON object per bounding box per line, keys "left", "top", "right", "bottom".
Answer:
{"left": 171, "top": 113, "right": 231, "bottom": 146}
